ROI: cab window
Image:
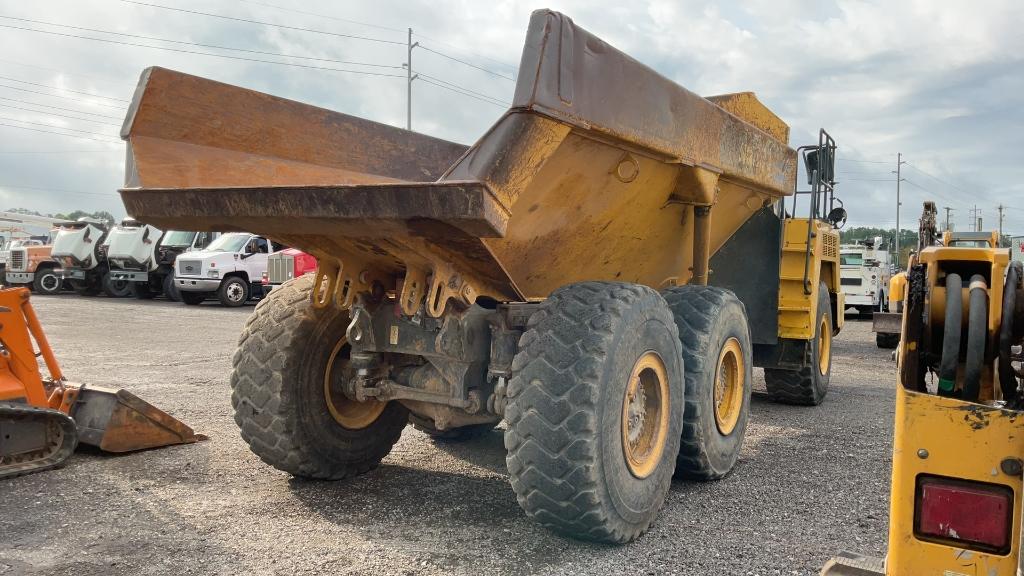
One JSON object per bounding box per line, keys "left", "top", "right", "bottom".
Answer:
{"left": 840, "top": 253, "right": 863, "bottom": 266}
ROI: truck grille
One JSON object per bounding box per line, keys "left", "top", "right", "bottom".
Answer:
{"left": 178, "top": 259, "right": 202, "bottom": 276}
{"left": 840, "top": 277, "right": 862, "bottom": 286}
{"left": 10, "top": 249, "right": 25, "bottom": 271}
{"left": 268, "top": 253, "right": 295, "bottom": 284}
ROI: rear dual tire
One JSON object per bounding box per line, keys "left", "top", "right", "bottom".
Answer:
{"left": 764, "top": 282, "right": 833, "bottom": 405}
{"left": 31, "top": 268, "right": 62, "bottom": 295}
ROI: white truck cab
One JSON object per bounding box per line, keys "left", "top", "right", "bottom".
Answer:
{"left": 51, "top": 217, "right": 129, "bottom": 297}
{"left": 839, "top": 237, "right": 892, "bottom": 315}
{"left": 175, "top": 232, "right": 281, "bottom": 307}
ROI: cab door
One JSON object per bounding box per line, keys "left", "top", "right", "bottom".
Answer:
{"left": 241, "top": 236, "right": 270, "bottom": 282}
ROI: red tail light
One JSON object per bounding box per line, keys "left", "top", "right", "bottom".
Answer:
{"left": 915, "top": 475, "right": 1013, "bottom": 553}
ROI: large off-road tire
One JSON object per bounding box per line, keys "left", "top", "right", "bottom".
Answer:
{"left": 102, "top": 271, "right": 133, "bottom": 298}
{"left": 163, "top": 274, "right": 181, "bottom": 302}
{"left": 764, "top": 282, "right": 833, "bottom": 405}
{"left": 69, "top": 278, "right": 100, "bottom": 296}
{"left": 218, "top": 276, "right": 250, "bottom": 307}
{"left": 662, "top": 285, "right": 752, "bottom": 480}
{"left": 409, "top": 414, "right": 496, "bottom": 442}
{"left": 505, "top": 282, "right": 684, "bottom": 543}
{"left": 231, "top": 274, "right": 408, "bottom": 480}
{"left": 180, "top": 290, "right": 207, "bottom": 305}
{"left": 31, "top": 267, "right": 62, "bottom": 295}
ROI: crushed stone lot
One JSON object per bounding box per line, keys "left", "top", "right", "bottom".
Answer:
{"left": 1, "top": 296, "right": 894, "bottom": 575}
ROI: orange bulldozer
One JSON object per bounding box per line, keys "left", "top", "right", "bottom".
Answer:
{"left": 0, "top": 287, "right": 204, "bottom": 479}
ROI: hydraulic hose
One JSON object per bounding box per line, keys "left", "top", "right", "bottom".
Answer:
{"left": 999, "top": 261, "right": 1022, "bottom": 401}
{"left": 963, "top": 275, "right": 989, "bottom": 403}
{"left": 938, "top": 273, "right": 962, "bottom": 396}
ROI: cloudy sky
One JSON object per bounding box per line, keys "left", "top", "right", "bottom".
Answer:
{"left": 0, "top": 0, "right": 1021, "bottom": 234}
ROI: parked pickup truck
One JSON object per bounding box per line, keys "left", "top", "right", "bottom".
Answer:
{"left": 175, "top": 232, "right": 282, "bottom": 306}
{"left": 262, "top": 248, "right": 317, "bottom": 291}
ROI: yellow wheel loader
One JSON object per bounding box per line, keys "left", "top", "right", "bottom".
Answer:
{"left": 118, "top": 9, "right": 844, "bottom": 542}
{"left": 823, "top": 202, "right": 1024, "bottom": 575}
{"left": 0, "top": 287, "right": 204, "bottom": 479}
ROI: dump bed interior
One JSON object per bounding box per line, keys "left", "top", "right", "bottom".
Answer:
{"left": 120, "top": 9, "right": 797, "bottom": 302}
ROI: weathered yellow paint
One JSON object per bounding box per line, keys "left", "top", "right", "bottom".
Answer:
{"left": 778, "top": 218, "right": 841, "bottom": 340}
{"left": 886, "top": 386, "right": 1024, "bottom": 575}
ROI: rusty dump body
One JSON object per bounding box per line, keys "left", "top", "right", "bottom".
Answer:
{"left": 120, "top": 9, "right": 797, "bottom": 311}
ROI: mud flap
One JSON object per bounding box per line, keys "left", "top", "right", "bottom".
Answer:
{"left": 68, "top": 385, "right": 206, "bottom": 452}
{"left": 820, "top": 552, "right": 884, "bottom": 575}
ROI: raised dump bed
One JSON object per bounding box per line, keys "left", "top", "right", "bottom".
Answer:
{"left": 120, "top": 9, "right": 843, "bottom": 544}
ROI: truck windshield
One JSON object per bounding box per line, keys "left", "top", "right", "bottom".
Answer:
{"left": 205, "top": 233, "right": 250, "bottom": 253}
{"left": 840, "top": 253, "right": 863, "bottom": 266}
{"left": 162, "top": 230, "right": 197, "bottom": 247}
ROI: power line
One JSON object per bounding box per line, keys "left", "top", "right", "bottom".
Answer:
{"left": 416, "top": 72, "right": 509, "bottom": 106}
{"left": 0, "top": 183, "right": 117, "bottom": 197}
{"left": 0, "top": 83, "right": 126, "bottom": 109}
{"left": 0, "top": 73, "right": 128, "bottom": 102}
{"left": 0, "top": 15, "right": 404, "bottom": 70}
{"left": 904, "top": 162, "right": 970, "bottom": 195}
{"left": 0, "top": 96, "right": 123, "bottom": 120}
{"left": 0, "top": 115, "right": 118, "bottom": 137}
{"left": 0, "top": 122, "right": 121, "bottom": 143}
{"left": 0, "top": 58, "right": 123, "bottom": 82}
{"left": 0, "top": 103, "right": 121, "bottom": 126}
{"left": 232, "top": 0, "right": 406, "bottom": 34}
{"left": 413, "top": 31, "right": 518, "bottom": 72}
{"left": 837, "top": 157, "right": 890, "bottom": 164}
{"left": 118, "top": 0, "right": 405, "bottom": 45}
{"left": 417, "top": 78, "right": 506, "bottom": 108}
{"left": 418, "top": 45, "right": 515, "bottom": 81}
{"left": 0, "top": 23, "right": 406, "bottom": 79}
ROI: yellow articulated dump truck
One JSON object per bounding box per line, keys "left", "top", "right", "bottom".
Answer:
{"left": 118, "top": 10, "right": 844, "bottom": 542}
{"left": 823, "top": 203, "right": 1024, "bottom": 574}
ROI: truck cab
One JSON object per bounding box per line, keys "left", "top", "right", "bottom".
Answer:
{"left": 107, "top": 219, "right": 217, "bottom": 301}
{"left": 175, "top": 232, "right": 280, "bottom": 307}
{"left": 4, "top": 239, "right": 62, "bottom": 295}
{"left": 839, "top": 238, "right": 891, "bottom": 315}
{"left": 51, "top": 218, "right": 129, "bottom": 297}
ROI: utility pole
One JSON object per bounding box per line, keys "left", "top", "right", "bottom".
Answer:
{"left": 998, "top": 204, "right": 1005, "bottom": 246}
{"left": 892, "top": 153, "right": 907, "bottom": 269}
{"left": 969, "top": 205, "right": 981, "bottom": 232}
{"left": 943, "top": 206, "right": 955, "bottom": 232}
{"left": 405, "top": 28, "right": 419, "bottom": 131}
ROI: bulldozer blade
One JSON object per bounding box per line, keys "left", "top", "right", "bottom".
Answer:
{"left": 68, "top": 385, "right": 206, "bottom": 453}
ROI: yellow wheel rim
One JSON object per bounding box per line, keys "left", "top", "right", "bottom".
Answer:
{"left": 323, "top": 337, "right": 386, "bottom": 430}
{"left": 713, "top": 337, "right": 744, "bottom": 435}
{"left": 621, "top": 351, "right": 670, "bottom": 479}
{"left": 817, "top": 315, "right": 832, "bottom": 376}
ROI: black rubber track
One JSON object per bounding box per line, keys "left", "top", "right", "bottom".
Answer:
{"left": 230, "top": 275, "right": 407, "bottom": 480}
{"left": 764, "top": 282, "right": 832, "bottom": 405}
{"left": 505, "top": 281, "right": 683, "bottom": 543}
{"left": 662, "top": 285, "right": 752, "bottom": 480}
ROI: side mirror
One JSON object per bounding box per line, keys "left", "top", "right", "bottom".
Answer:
{"left": 805, "top": 147, "right": 836, "bottom": 185}
{"left": 827, "top": 207, "right": 848, "bottom": 229}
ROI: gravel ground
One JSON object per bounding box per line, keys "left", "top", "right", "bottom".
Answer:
{"left": 0, "top": 296, "right": 894, "bottom": 576}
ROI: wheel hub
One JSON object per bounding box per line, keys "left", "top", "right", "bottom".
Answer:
{"left": 818, "top": 316, "right": 832, "bottom": 376}
{"left": 713, "top": 337, "right": 744, "bottom": 435}
{"left": 621, "top": 351, "right": 670, "bottom": 479}
{"left": 323, "top": 337, "right": 386, "bottom": 430}
{"left": 227, "top": 283, "right": 244, "bottom": 302}
{"left": 40, "top": 274, "right": 59, "bottom": 291}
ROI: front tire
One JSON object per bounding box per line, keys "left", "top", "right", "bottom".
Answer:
{"left": 102, "top": 271, "right": 133, "bottom": 298}
{"left": 231, "top": 275, "right": 408, "bottom": 479}
{"left": 180, "top": 290, "right": 207, "bottom": 305}
{"left": 163, "top": 274, "right": 181, "bottom": 302}
{"left": 662, "top": 285, "right": 752, "bottom": 480}
{"left": 764, "top": 282, "right": 833, "bottom": 405}
{"left": 505, "top": 282, "right": 683, "bottom": 543}
{"left": 32, "top": 268, "right": 62, "bottom": 295}
{"left": 876, "top": 332, "right": 899, "bottom": 349}
{"left": 218, "top": 276, "right": 249, "bottom": 307}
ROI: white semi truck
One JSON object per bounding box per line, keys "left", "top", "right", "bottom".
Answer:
{"left": 106, "top": 219, "right": 217, "bottom": 300}
{"left": 174, "top": 232, "right": 282, "bottom": 307}
{"left": 839, "top": 237, "right": 891, "bottom": 316}
{"left": 51, "top": 217, "right": 131, "bottom": 297}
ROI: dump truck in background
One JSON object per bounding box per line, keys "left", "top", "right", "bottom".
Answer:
{"left": 823, "top": 203, "right": 1024, "bottom": 575}
{"left": 107, "top": 219, "right": 218, "bottom": 300}
{"left": 51, "top": 217, "right": 130, "bottom": 297}
{"left": 119, "top": 10, "right": 845, "bottom": 542}
{"left": 173, "top": 232, "right": 281, "bottom": 306}
{"left": 1, "top": 212, "right": 68, "bottom": 294}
